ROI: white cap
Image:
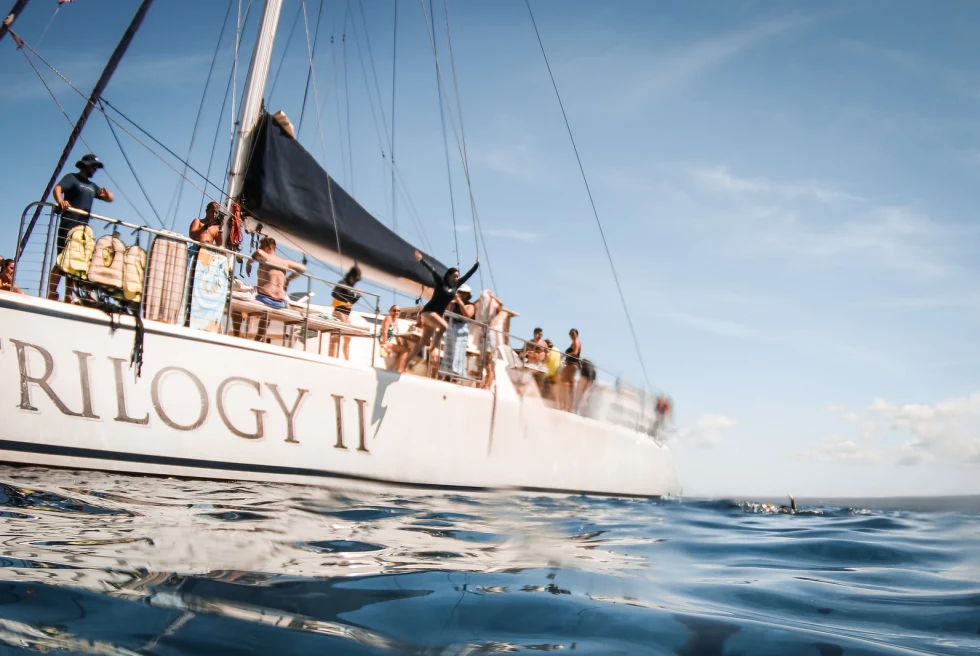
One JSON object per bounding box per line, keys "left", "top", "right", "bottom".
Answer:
{"left": 458, "top": 284, "right": 472, "bottom": 294}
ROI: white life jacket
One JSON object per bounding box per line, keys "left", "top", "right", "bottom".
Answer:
{"left": 56, "top": 224, "right": 95, "bottom": 279}
{"left": 87, "top": 234, "right": 126, "bottom": 289}
{"left": 122, "top": 244, "right": 147, "bottom": 302}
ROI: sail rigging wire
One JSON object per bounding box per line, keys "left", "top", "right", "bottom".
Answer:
{"left": 231, "top": 0, "right": 241, "bottom": 155}
{"left": 390, "top": 0, "right": 398, "bottom": 233}
{"left": 300, "top": 0, "right": 344, "bottom": 260}
{"left": 297, "top": 0, "right": 325, "bottom": 138}
{"left": 13, "top": 42, "right": 153, "bottom": 227}
{"left": 342, "top": 0, "right": 354, "bottom": 192}
{"left": 99, "top": 101, "right": 165, "bottom": 227}
{"left": 522, "top": 0, "right": 651, "bottom": 389}
{"left": 418, "top": 0, "right": 495, "bottom": 291}
{"left": 167, "top": 0, "right": 236, "bottom": 231}
{"left": 34, "top": 2, "right": 59, "bottom": 48}
{"left": 200, "top": 0, "right": 255, "bottom": 216}
{"left": 428, "top": 0, "right": 459, "bottom": 266}
{"left": 329, "top": 31, "right": 349, "bottom": 185}
{"left": 268, "top": 0, "right": 305, "bottom": 103}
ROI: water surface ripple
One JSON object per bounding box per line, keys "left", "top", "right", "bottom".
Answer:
{"left": 0, "top": 466, "right": 976, "bottom": 654}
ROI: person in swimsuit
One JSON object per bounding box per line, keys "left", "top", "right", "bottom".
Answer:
{"left": 237, "top": 237, "right": 306, "bottom": 341}
{"left": 560, "top": 328, "right": 582, "bottom": 411}
{"left": 1, "top": 259, "right": 24, "bottom": 294}
{"left": 329, "top": 265, "right": 361, "bottom": 360}
{"left": 379, "top": 305, "right": 410, "bottom": 369}
{"left": 576, "top": 358, "right": 596, "bottom": 413}
{"left": 400, "top": 249, "right": 479, "bottom": 375}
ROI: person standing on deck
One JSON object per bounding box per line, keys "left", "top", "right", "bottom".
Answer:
{"left": 48, "top": 154, "right": 114, "bottom": 301}
{"left": 329, "top": 265, "right": 362, "bottom": 360}
{"left": 560, "top": 328, "right": 582, "bottom": 411}
{"left": 400, "top": 250, "right": 479, "bottom": 375}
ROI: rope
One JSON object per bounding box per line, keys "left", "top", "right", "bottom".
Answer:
{"left": 329, "top": 33, "right": 348, "bottom": 186}
{"left": 523, "top": 0, "right": 651, "bottom": 389}
{"left": 418, "top": 0, "right": 495, "bottom": 291}
{"left": 167, "top": 0, "right": 235, "bottom": 230}
{"left": 297, "top": 0, "right": 324, "bottom": 138}
{"left": 12, "top": 39, "right": 154, "bottom": 227}
{"left": 99, "top": 101, "right": 165, "bottom": 227}
{"left": 268, "top": 0, "right": 304, "bottom": 103}
{"left": 300, "top": 0, "right": 343, "bottom": 260}
{"left": 34, "top": 4, "right": 59, "bottom": 48}
{"left": 390, "top": 0, "right": 398, "bottom": 233}
{"left": 428, "top": 0, "right": 459, "bottom": 266}
{"left": 342, "top": 0, "right": 354, "bottom": 192}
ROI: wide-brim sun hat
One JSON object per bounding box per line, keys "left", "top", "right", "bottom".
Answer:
{"left": 75, "top": 153, "right": 104, "bottom": 169}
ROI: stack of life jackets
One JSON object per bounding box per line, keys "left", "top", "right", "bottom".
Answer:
{"left": 57, "top": 227, "right": 147, "bottom": 303}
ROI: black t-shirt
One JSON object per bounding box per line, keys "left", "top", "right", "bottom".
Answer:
{"left": 331, "top": 285, "right": 360, "bottom": 306}
{"left": 57, "top": 172, "right": 99, "bottom": 220}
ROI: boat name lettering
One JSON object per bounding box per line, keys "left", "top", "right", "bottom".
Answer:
{"left": 9, "top": 340, "right": 370, "bottom": 453}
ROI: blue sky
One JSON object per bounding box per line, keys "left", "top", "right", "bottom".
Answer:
{"left": 1, "top": 0, "right": 978, "bottom": 497}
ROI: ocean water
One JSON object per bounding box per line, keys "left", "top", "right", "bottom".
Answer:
{"left": 0, "top": 466, "right": 976, "bottom": 655}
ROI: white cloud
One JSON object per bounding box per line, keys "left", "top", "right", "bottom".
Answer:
{"left": 869, "top": 394, "right": 980, "bottom": 465}
{"left": 800, "top": 437, "right": 883, "bottom": 464}
{"left": 680, "top": 414, "right": 738, "bottom": 449}
{"left": 456, "top": 223, "right": 543, "bottom": 244}
{"left": 692, "top": 165, "right": 862, "bottom": 203}
{"left": 828, "top": 393, "right": 980, "bottom": 466}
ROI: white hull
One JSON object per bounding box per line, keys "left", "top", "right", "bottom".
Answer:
{"left": 0, "top": 294, "right": 679, "bottom": 497}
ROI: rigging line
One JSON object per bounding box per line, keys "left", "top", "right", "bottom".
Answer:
{"left": 200, "top": 0, "right": 254, "bottom": 215}
{"left": 12, "top": 34, "right": 225, "bottom": 204}
{"left": 428, "top": 0, "right": 458, "bottom": 266}
{"left": 442, "top": 0, "right": 492, "bottom": 291}
{"left": 15, "top": 45, "right": 151, "bottom": 227}
{"left": 523, "top": 0, "right": 651, "bottom": 389}
{"left": 328, "top": 31, "right": 348, "bottom": 186}
{"left": 348, "top": 12, "right": 392, "bottom": 221}
{"left": 342, "top": 0, "right": 353, "bottom": 192}
{"left": 99, "top": 101, "right": 165, "bottom": 227}
{"left": 232, "top": 0, "right": 241, "bottom": 150}
{"left": 297, "top": 0, "right": 325, "bottom": 139}
{"left": 268, "top": 0, "right": 305, "bottom": 103}
{"left": 301, "top": 0, "right": 344, "bottom": 260}
{"left": 390, "top": 0, "right": 398, "bottom": 233}
{"left": 34, "top": 4, "right": 59, "bottom": 48}
{"left": 168, "top": 0, "right": 236, "bottom": 231}
{"left": 356, "top": 0, "right": 391, "bottom": 147}
{"left": 419, "top": 0, "right": 493, "bottom": 290}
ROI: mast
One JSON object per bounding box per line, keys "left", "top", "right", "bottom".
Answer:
{"left": 17, "top": 0, "right": 154, "bottom": 259}
{"left": 0, "top": 0, "right": 31, "bottom": 44}
{"left": 224, "top": 0, "right": 283, "bottom": 247}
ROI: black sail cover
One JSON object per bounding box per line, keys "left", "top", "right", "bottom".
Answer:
{"left": 240, "top": 112, "right": 447, "bottom": 291}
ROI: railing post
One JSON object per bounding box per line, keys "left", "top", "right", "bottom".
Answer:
{"left": 301, "top": 273, "right": 311, "bottom": 351}
{"left": 370, "top": 295, "right": 379, "bottom": 366}
{"left": 137, "top": 229, "right": 151, "bottom": 319}
{"left": 39, "top": 207, "right": 58, "bottom": 299}
{"left": 220, "top": 251, "right": 232, "bottom": 335}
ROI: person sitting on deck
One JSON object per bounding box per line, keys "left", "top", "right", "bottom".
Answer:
{"left": 329, "top": 265, "right": 362, "bottom": 360}
{"left": 48, "top": 154, "right": 114, "bottom": 301}
{"left": 379, "top": 305, "right": 410, "bottom": 369}
{"left": 400, "top": 250, "right": 479, "bottom": 375}
{"left": 521, "top": 327, "right": 548, "bottom": 364}
{"left": 1, "top": 259, "right": 24, "bottom": 294}
{"left": 235, "top": 237, "right": 306, "bottom": 342}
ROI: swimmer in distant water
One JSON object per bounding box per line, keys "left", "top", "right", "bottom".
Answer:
{"left": 760, "top": 494, "right": 797, "bottom": 514}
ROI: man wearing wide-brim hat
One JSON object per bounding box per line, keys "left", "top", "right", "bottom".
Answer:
{"left": 48, "top": 153, "right": 114, "bottom": 300}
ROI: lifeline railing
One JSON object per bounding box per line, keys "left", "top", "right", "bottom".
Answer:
{"left": 13, "top": 202, "right": 384, "bottom": 363}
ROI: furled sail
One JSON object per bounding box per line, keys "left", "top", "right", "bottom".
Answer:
{"left": 239, "top": 112, "right": 447, "bottom": 294}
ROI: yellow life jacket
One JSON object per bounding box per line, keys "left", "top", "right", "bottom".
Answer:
{"left": 122, "top": 244, "right": 147, "bottom": 302}
{"left": 87, "top": 234, "right": 126, "bottom": 289}
{"left": 55, "top": 224, "right": 95, "bottom": 279}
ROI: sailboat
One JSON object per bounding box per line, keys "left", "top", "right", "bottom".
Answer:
{"left": 0, "top": 0, "right": 679, "bottom": 497}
